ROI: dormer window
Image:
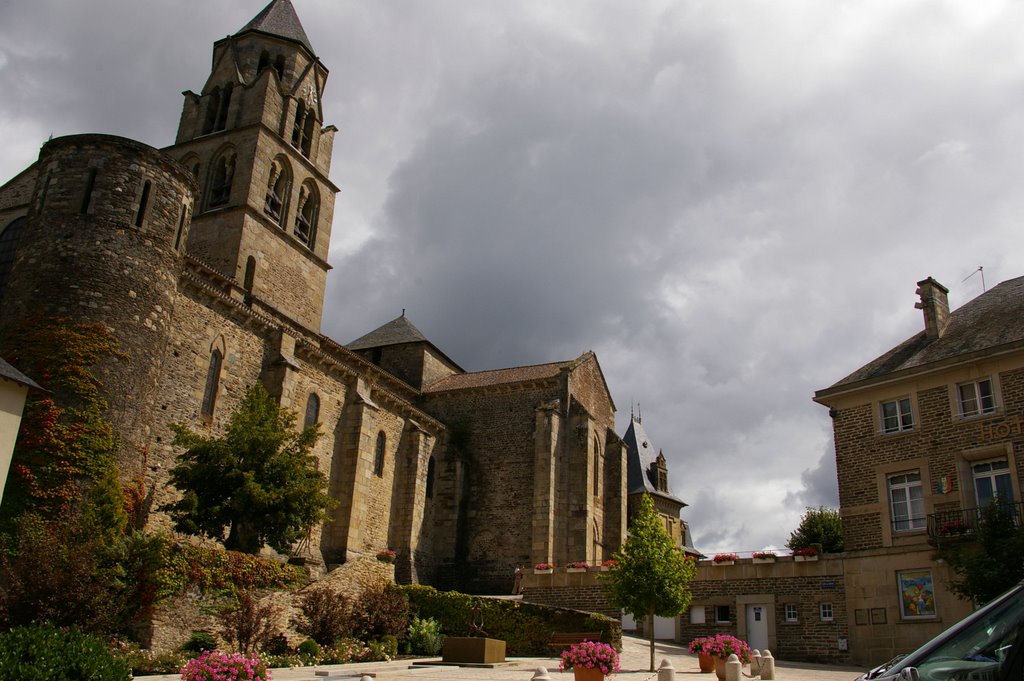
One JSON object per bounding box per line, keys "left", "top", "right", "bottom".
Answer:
{"left": 655, "top": 452, "right": 668, "bottom": 492}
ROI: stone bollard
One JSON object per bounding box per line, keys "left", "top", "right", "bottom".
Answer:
{"left": 658, "top": 658, "right": 675, "bottom": 681}
{"left": 751, "top": 649, "right": 762, "bottom": 677}
{"left": 531, "top": 667, "right": 552, "bottom": 680}
{"left": 725, "top": 653, "right": 742, "bottom": 681}
{"left": 360, "top": 677, "right": 373, "bottom": 681}
{"left": 760, "top": 649, "right": 775, "bottom": 680}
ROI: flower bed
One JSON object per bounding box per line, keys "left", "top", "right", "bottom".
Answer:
{"left": 181, "top": 650, "right": 270, "bottom": 681}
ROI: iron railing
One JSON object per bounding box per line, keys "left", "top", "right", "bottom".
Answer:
{"left": 927, "top": 501, "right": 1024, "bottom": 541}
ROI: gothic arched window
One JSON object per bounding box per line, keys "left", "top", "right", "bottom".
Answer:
{"left": 208, "top": 153, "right": 235, "bottom": 208}
{"left": 0, "top": 216, "right": 27, "bottom": 301}
{"left": 264, "top": 159, "right": 290, "bottom": 224}
{"left": 593, "top": 436, "right": 601, "bottom": 497}
{"left": 291, "top": 101, "right": 306, "bottom": 148}
{"left": 134, "top": 180, "right": 152, "bottom": 228}
{"left": 201, "top": 348, "right": 223, "bottom": 418}
{"left": 202, "top": 86, "right": 221, "bottom": 135}
{"left": 294, "top": 183, "right": 318, "bottom": 248}
{"left": 301, "top": 107, "right": 315, "bottom": 157}
{"left": 304, "top": 393, "right": 320, "bottom": 429}
{"left": 215, "top": 83, "right": 233, "bottom": 131}
{"left": 374, "top": 431, "right": 386, "bottom": 477}
{"left": 426, "top": 456, "right": 436, "bottom": 499}
{"left": 243, "top": 256, "right": 256, "bottom": 297}
{"left": 257, "top": 51, "right": 270, "bottom": 75}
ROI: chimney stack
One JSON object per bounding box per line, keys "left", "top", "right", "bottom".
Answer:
{"left": 914, "top": 277, "right": 950, "bottom": 340}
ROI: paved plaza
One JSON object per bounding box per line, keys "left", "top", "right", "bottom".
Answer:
{"left": 141, "top": 635, "right": 866, "bottom": 681}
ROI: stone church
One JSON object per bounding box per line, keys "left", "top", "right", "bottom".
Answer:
{"left": 0, "top": 0, "right": 627, "bottom": 593}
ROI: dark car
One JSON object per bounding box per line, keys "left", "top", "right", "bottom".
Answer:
{"left": 857, "top": 582, "right": 1024, "bottom": 681}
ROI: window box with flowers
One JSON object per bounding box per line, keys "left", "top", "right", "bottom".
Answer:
{"left": 752, "top": 551, "right": 776, "bottom": 564}
{"left": 793, "top": 547, "right": 818, "bottom": 562}
{"left": 534, "top": 562, "right": 556, "bottom": 574}
{"left": 712, "top": 553, "right": 739, "bottom": 566}
{"left": 376, "top": 548, "right": 396, "bottom": 563}
{"left": 565, "top": 561, "right": 589, "bottom": 573}
{"left": 597, "top": 559, "right": 617, "bottom": 572}
{"left": 560, "top": 640, "right": 620, "bottom": 681}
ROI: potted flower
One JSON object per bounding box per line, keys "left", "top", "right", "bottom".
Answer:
{"left": 688, "top": 636, "right": 716, "bottom": 673}
{"left": 752, "top": 551, "right": 776, "bottom": 564}
{"left": 565, "top": 561, "right": 589, "bottom": 573}
{"left": 712, "top": 553, "right": 739, "bottom": 565}
{"left": 793, "top": 547, "right": 818, "bottom": 562}
{"left": 559, "top": 640, "right": 620, "bottom": 681}
{"left": 534, "top": 562, "right": 556, "bottom": 574}
{"left": 703, "top": 634, "right": 752, "bottom": 680}
{"left": 376, "top": 548, "right": 396, "bottom": 563}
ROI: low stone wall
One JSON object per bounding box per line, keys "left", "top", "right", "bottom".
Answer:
{"left": 144, "top": 555, "right": 395, "bottom": 653}
{"left": 520, "top": 568, "right": 619, "bottom": 618}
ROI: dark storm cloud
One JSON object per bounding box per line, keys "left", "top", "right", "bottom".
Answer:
{"left": 4, "top": 0, "right": 1024, "bottom": 552}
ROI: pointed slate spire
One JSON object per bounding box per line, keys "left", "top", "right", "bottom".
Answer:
{"left": 237, "top": 0, "right": 315, "bottom": 56}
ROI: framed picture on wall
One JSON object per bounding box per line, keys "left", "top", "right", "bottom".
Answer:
{"left": 898, "top": 570, "right": 936, "bottom": 619}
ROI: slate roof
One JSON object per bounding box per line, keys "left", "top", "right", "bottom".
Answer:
{"left": 347, "top": 315, "right": 430, "bottom": 351}
{"left": 236, "top": 0, "right": 315, "bottom": 55}
{"left": 0, "top": 358, "right": 41, "bottom": 390}
{"left": 424, "top": 359, "right": 569, "bottom": 393}
{"left": 818, "top": 275, "right": 1024, "bottom": 397}
{"left": 622, "top": 416, "right": 685, "bottom": 506}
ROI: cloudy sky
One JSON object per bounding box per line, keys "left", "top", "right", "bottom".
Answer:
{"left": 2, "top": 0, "right": 1021, "bottom": 554}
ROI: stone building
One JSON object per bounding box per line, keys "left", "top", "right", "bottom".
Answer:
{"left": 0, "top": 0, "right": 626, "bottom": 595}
{"left": 813, "top": 275, "right": 1024, "bottom": 666}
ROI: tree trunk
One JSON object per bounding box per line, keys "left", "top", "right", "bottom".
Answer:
{"left": 226, "top": 520, "right": 260, "bottom": 554}
{"left": 648, "top": 607, "right": 656, "bottom": 672}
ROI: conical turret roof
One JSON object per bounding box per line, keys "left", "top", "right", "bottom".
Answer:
{"left": 236, "top": 0, "right": 315, "bottom": 56}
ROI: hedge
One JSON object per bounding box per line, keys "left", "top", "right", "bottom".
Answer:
{"left": 398, "top": 584, "right": 621, "bottom": 656}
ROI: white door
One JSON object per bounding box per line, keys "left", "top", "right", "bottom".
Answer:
{"left": 654, "top": 615, "right": 675, "bottom": 640}
{"left": 745, "top": 604, "right": 769, "bottom": 652}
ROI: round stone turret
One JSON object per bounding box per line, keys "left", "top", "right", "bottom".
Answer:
{"left": 1, "top": 134, "right": 196, "bottom": 479}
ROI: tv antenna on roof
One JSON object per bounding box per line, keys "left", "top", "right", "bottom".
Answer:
{"left": 962, "top": 266, "right": 986, "bottom": 292}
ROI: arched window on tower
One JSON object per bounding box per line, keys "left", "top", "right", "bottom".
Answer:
{"left": 274, "top": 55, "right": 286, "bottom": 80}
{"left": 208, "top": 153, "right": 235, "bottom": 208}
{"left": 301, "top": 107, "right": 315, "bottom": 157}
{"left": 80, "top": 168, "right": 97, "bottom": 214}
{"left": 257, "top": 51, "right": 270, "bottom": 75}
{"left": 304, "top": 393, "right": 320, "bottom": 429}
{"left": 294, "top": 183, "right": 318, "bottom": 248}
{"left": 215, "top": 83, "right": 233, "bottom": 132}
{"left": 134, "top": 180, "right": 152, "bottom": 228}
{"left": 374, "top": 431, "right": 386, "bottom": 477}
{"left": 263, "top": 160, "right": 289, "bottom": 225}
{"left": 0, "top": 216, "right": 27, "bottom": 301}
{"left": 593, "top": 436, "right": 601, "bottom": 497}
{"left": 291, "top": 101, "right": 306, "bottom": 148}
{"left": 201, "top": 348, "right": 223, "bottom": 419}
{"left": 174, "top": 202, "right": 189, "bottom": 250}
{"left": 242, "top": 256, "right": 256, "bottom": 299}
{"left": 202, "top": 86, "right": 221, "bottom": 135}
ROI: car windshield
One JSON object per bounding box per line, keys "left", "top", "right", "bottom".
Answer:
{"left": 887, "top": 584, "right": 1024, "bottom": 681}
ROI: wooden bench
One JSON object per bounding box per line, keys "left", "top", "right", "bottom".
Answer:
{"left": 547, "top": 632, "right": 604, "bottom": 652}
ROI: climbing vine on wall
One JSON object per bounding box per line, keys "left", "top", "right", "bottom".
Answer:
{"left": 0, "top": 316, "right": 127, "bottom": 535}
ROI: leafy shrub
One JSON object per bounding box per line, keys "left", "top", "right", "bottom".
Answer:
{"left": 220, "top": 591, "right": 280, "bottom": 657}
{"left": 181, "top": 650, "right": 269, "bottom": 681}
{"left": 351, "top": 581, "right": 410, "bottom": 641}
{"left": 0, "top": 623, "right": 131, "bottom": 681}
{"left": 399, "top": 584, "right": 621, "bottom": 656}
{"left": 181, "top": 631, "right": 218, "bottom": 655}
{"left": 152, "top": 539, "right": 306, "bottom": 599}
{"left": 263, "top": 633, "right": 291, "bottom": 656}
{"left": 109, "top": 640, "right": 186, "bottom": 675}
{"left": 292, "top": 587, "right": 351, "bottom": 646}
{"left": 0, "top": 512, "right": 127, "bottom": 633}
{"left": 407, "top": 616, "right": 444, "bottom": 655}
{"left": 296, "top": 638, "right": 322, "bottom": 663}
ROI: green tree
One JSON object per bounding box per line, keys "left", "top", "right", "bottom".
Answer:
{"left": 601, "top": 494, "right": 696, "bottom": 672}
{"left": 786, "top": 506, "right": 844, "bottom": 553}
{"left": 935, "top": 503, "right": 1024, "bottom": 605}
{"left": 162, "top": 383, "right": 332, "bottom": 554}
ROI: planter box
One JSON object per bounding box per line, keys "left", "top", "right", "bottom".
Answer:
{"left": 794, "top": 555, "right": 818, "bottom": 562}
{"left": 442, "top": 637, "right": 506, "bottom": 664}
{"left": 752, "top": 557, "right": 776, "bottom": 564}
{"left": 566, "top": 567, "right": 587, "bottom": 573}
{"left": 534, "top": 568, "right": 553, "bottom": 574}
{"left": 713, "top": 561, "right": 735, "bottom": 566}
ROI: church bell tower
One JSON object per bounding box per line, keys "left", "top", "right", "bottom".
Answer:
{"left": 165, "top": 0, "right": 337, "bottom": 333}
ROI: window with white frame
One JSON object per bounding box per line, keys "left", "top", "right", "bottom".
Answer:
{"left": 957, "top": 379, "right": 996, "bottom": 418}
{"left": 889, "top": 471, "right": 926, "bottom": 532}
{"left": 819, "top": 603, "right": 834, "bottom": 621}
{"left": 784, "top": 604, "right": 798, "bottom": 622}
{"left": 880, "top": 397, "right": 914, "bottom": 433}
{"left": 973, "top": 459, "right": 1015, "bottom": 507}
